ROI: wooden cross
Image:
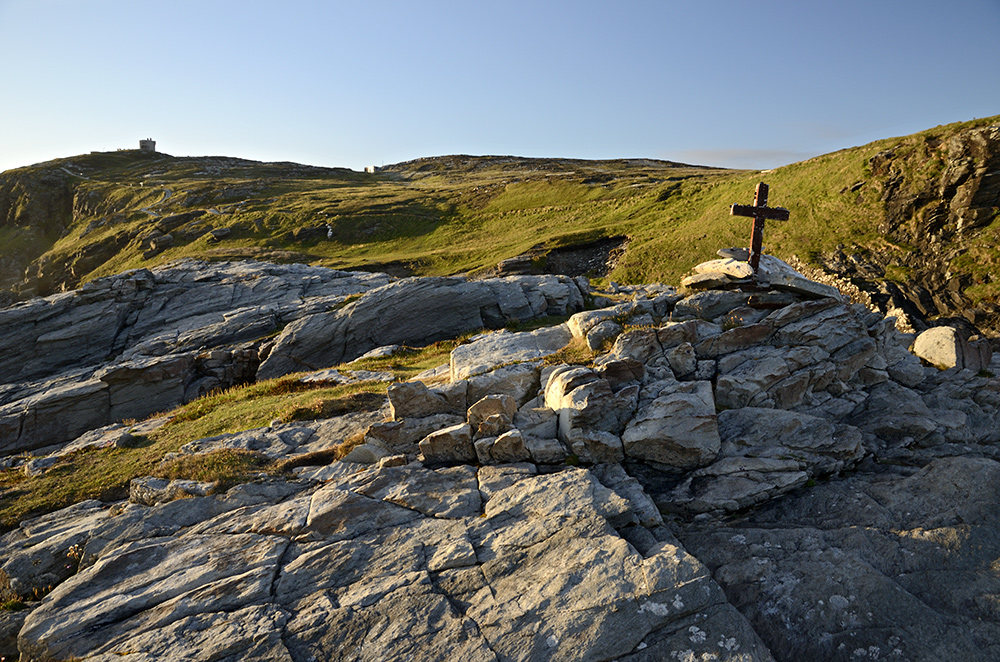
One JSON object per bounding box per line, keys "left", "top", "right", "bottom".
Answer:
{"left": 730, "top": 182, "right": 789, "bottom": 274}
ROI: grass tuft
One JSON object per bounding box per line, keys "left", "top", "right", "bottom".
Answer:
{"left": 154, "top": 449, "right": 278, "bottom": 492}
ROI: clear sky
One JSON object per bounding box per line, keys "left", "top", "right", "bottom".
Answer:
{"left": 1, "top": 0, "right": 998, "bottom": 173}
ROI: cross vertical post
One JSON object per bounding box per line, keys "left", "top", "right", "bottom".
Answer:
{"left": 730, "top": 182, "right": 790, "bottom": 274}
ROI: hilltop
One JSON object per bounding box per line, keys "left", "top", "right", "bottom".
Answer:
{"left": 1, "top": 115, "right": 998, "bottom": 339}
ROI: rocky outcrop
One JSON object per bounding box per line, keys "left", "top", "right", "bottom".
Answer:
{"left": 812, "top": 123, "right": 1000, "bottom": 336}
{"left": 0, "top": 262, "right": 588, "bottom": 455}
{"left": 0, "top": 260, "right": 391, "bottom": 454}
{"left": 2, "top": 258, "right": 1000, "bottom": 661}
{"left": 258, "top": 274, "right": 585, "bottom": 379}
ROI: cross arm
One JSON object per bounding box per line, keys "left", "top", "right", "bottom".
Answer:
{"left": 730, "top": 204, "right": 790, "bottom": 221}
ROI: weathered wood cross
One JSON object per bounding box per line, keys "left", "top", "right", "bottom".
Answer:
{"left": 730, "top": 182, "right": 789, "bottom": 274}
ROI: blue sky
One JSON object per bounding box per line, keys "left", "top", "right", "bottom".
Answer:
{"left": 1, "top": 0, "right": 998, "bottom": 173}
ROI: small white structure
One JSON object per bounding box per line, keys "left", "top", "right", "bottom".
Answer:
{"left": 139, "top": 138, "right": 156, "bottom": 153}
{"left": 365, "top": 165, "right": 378, "bottom": 174}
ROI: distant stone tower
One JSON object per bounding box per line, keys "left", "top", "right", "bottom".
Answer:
{"left": 139, "top": 138, "right": 156, "bottom": 153}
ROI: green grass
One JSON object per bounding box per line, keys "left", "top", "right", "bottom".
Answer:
{"left": 154, "top": 448, "right": 279, "bottom": 491}
{"left": 4, "top": 116, "right": 1000, "bottom": 298}
{"left": 2, "top": 151, "right": 742, "bottom": 291}
{"left": 0, "top": 338, "right": 466, "bottom": 531}
{"left": 0, "top": 376, "right": 382, "bottom": 530}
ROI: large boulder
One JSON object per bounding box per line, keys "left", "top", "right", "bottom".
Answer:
{"left": 912, "top": 325, "right": 992, "bottom": 372}
{"left": 259, "top": 276, "right": 585, "bottom": 380}
{"left": 622, "top": 380, "right": 720, "bottom": 468}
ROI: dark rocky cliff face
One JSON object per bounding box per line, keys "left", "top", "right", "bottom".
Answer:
{"left": 813, "top": 124, "right": 1000, "bottom": 338}
{"left": 0, "top": 167, "right": 75, "bottom": 295}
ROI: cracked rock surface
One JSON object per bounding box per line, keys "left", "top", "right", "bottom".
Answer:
{"left": 11, "top": 465, "right": 774, "bottom": 662}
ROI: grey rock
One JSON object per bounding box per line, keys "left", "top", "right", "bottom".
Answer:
{"left": 770, "top": 303, "right": 869, "bottom": 354}
{"left": 886, "top": 344, "right": 927, "bottom": 387}
{"left": 717, "top": 407, "right": 865, "bottom": 475}
{"left": 622, "top": 380, "right": 720, "bottom": 469}
{"left": 95, "top": 352, "right": 197, "bottom": 421}
{"left": 767, "top": 271, "right": 843, "bottom": 298}
{"left": 672, "top": 291, "right": 753, "bottom": 321}
{"left": 466, "top": 361, "right": 540, "bottom": 406}
{"left": 567, "top": 303, "right": 633, "bottom": 339}
{"left": 1, "top": 260, "right": 394, "bottom": 453}
{"left": 680, "top": 457, "right": 1000, "bottom": 662}
{"left": 716, "top": 345, "right": 828, "bottom": 410}
{"left": 546, "top": 367, "right": 637, "bottom": 450}
{"left": 666, "top": 407, "right": 864, "bottom": 515}
{"left": 1, "top": 608, "right": 29, "bottom": 661}
{"left": 363, "top": 413, "right": 465, "bottom": 456}
{"left": 293, "top": 409, "right": 386, "bottom": 456}
{"left": 449, "top": 324, "right": 573, "bottom": 381}
{"left": 681, "top": 271, "right": 747, "bottom": 290}
{"left": 0, "top": 500, "right": 108, "bottom": 596}
{"left": 172, "top": 425, "right": 310, "bottom": 459}
{"left": 418, "top": 423, "right": 476, "bottom": 464}
{"left": 565, "top": 428, "right": 625, "bottom": 463}
{"left": 476, "top": 462, "right": 538, "bottom": 500}
{"left": 260, "top": 276, "right": 583, "bottom": 380}
{"left": 664, "top": 342, "right": 698, "bottom": 379}
{"left": 20, "top": 456, "right": 59, "bottom": 477}
{"left": 18, "top": 534, "right": 289, "bottom": 662}
{"left": 523, "top": 434, "right": 567, "bottom": 464}
{"left": 129, "top": 476, "right": 216, "bottom": 506}
{"left": 694, "top": 323, "right": 772, "bottom": 358}
{"left": 347, "top": 464, "right": 482, "bottom": 519}
{"left": 467, "top": 394, "right": 517, "bottom": 436}
{"left": 609, "top": 327, "right": 664, "bottom": 364}
{"left": 475, "top": 429, "right": 531, "bottom": 464}
{"left": 513, "top": 404, "right": 558, "bottom": 441}
{"left": 339, "top": 443, "right": 390, "bottom": 464}
{"left": 595, "top": 357, "right": 646, "bottom": 389}
{"left": 692, "top": 257, "right": 756, "bottom": 280}
{"left": 848, "top": 381, "right": 939, "bottom": 445}
{"left": 694, "top": 359, "right": 717, "bottom": 381}
{"left": 0, "top": 378, "right": 110, "bottom": 456}
{"left": 387, "top": 380, "right": 460, "bottom": 420}
{"left": 586, "top": 319, "right": 624, "bottom": 350}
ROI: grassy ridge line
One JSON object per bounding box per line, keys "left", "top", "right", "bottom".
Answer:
{"left": 15, "top": 146, "right": 881, "bottom": 291}
{"left": 5, "top": 153, "right": 737, "bottom": 291}
{"left": 4, "top": 115, "right": 998, "bottom": 303}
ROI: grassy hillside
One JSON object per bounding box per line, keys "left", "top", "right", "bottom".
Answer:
{"left": 0, "top": 152, "right": 739, "bottom": 293}
{"left": 2, "top": 115, "right": 998, "bottom": 329}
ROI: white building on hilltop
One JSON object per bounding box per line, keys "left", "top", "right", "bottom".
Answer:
{"left": 139, "top": 138, "right": 156, "bottom": 153}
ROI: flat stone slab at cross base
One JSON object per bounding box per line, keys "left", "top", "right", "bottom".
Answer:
{"left": 693, "top": 258, "right": 756, "bottom": 280}
{"left": 684, "top": 251, "right": 842, "bottom": 300}
{"left": 766, "top": 272, "right": 842, "bottom": 300}
{"left": 681, "top": 271, "right": 752, "bottom": 291}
